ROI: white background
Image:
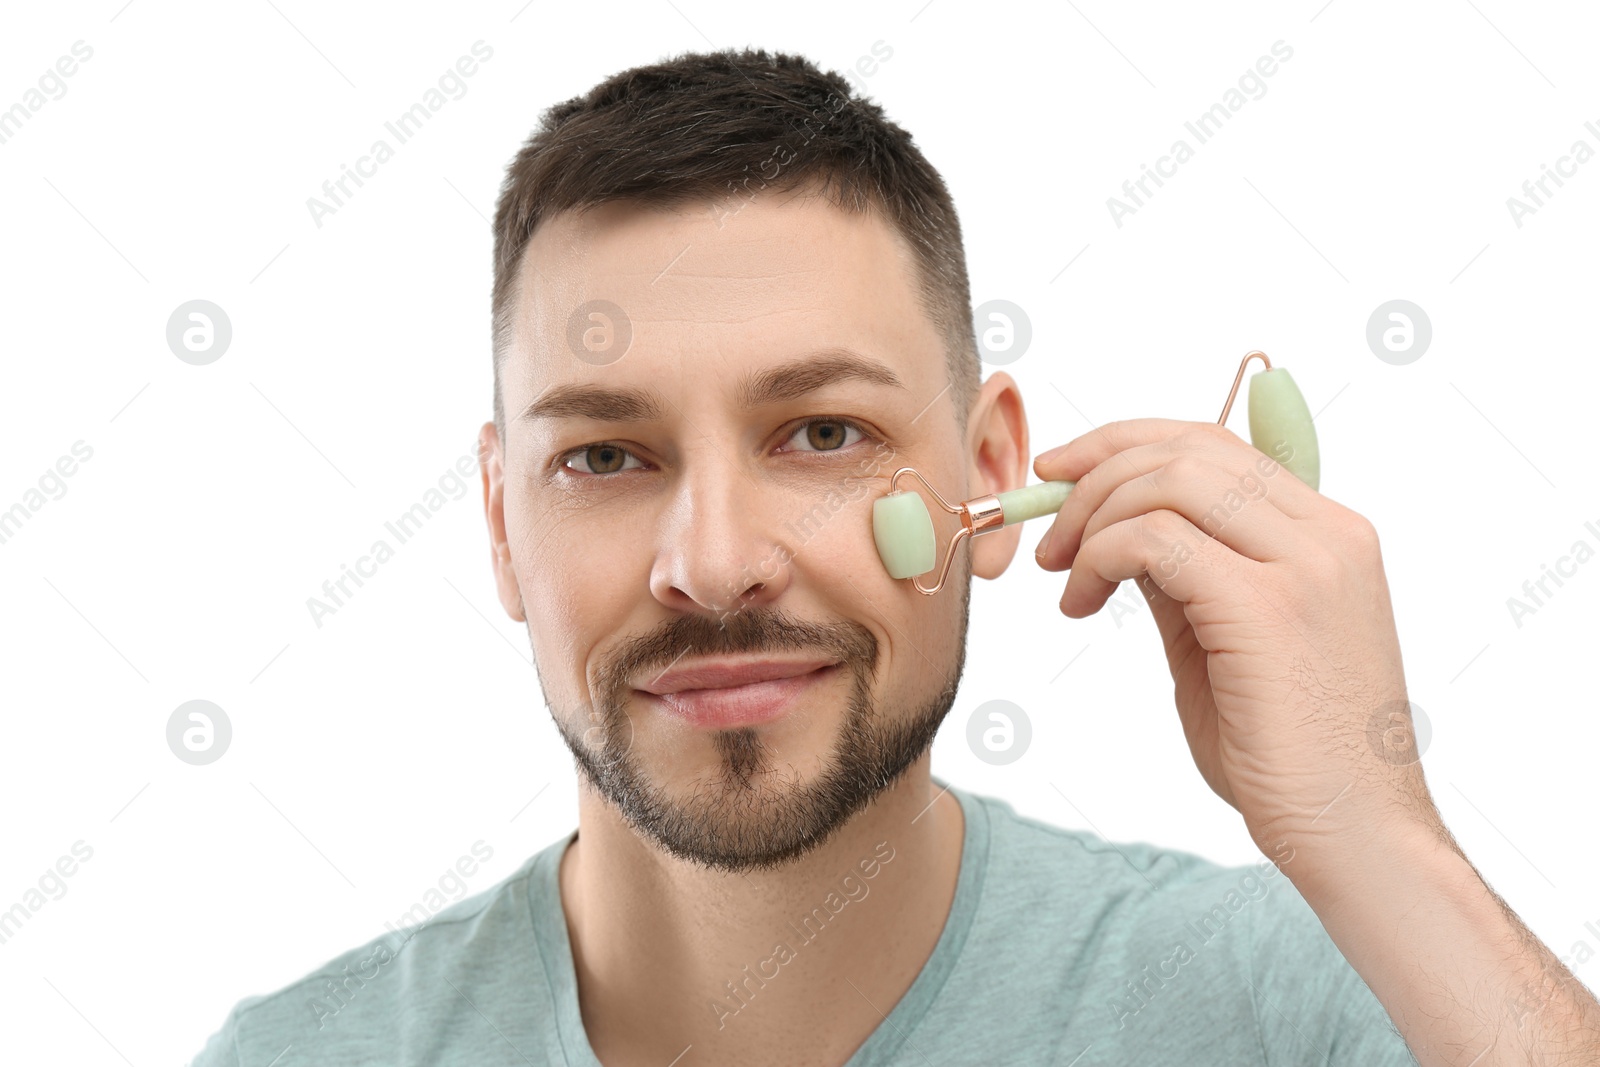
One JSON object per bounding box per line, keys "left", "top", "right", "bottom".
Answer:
{"left": 1, "top": 1, "right": 1596, "bottom": 1062}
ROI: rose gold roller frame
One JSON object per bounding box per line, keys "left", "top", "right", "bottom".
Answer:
{"left": 883, "top": 350, "right": 1274, "bottom": 595}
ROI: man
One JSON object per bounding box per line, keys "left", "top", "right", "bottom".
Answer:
{"left": 192, "top": 48, "right": 1599, "bottom": 1066}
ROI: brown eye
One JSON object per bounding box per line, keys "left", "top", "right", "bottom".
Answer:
{"left": 584, "top": 444, "right": 627, "bottom": 473}
{"left": 806, "top": 421, "right": 847, "bottom": 450}
{"left": 561, "top": 442, "right": 643, "bottom": 476}
{"left": 789, "top": 418, "right": 864, "bottom": 453}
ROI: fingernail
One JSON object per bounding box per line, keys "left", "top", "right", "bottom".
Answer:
{"left": 1036, "top": 444, "right": 1068, "bottom": 466}
{"left": 1035, "top": 524, "right": 1056, "bottom": 562}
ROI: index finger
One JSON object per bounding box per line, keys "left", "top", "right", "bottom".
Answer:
{"left": 1033, "top": 418, "right": 1218, "bottom": 481}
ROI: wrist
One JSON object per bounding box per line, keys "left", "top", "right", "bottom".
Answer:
{"left": 1254, "top": 787, "right": 1450, "bottom": 903}
{"left": 1280, "top": 809, "right": 1457, "bottom": 912}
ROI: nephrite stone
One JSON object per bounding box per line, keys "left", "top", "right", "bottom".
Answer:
{"left": 1246, "top": 367, "right": 1320, "bottom": 492}
{"left": 872, "top": 489, "right": 937, "bottom": 581}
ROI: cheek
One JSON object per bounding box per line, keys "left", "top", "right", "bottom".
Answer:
{"left": 510, "top": 490, "right": 639, "bottom": 651}
{"left": 889, "top": 582, "right": 965, "bottom": 687}
{"left": 867, "top": 474, "right": 974, "bottom": 675}
{"left": 792, "top": 490, "right": 961, "bottom": 678}
{"left": 782, "top": 480, "right": 896, "bottom": 601}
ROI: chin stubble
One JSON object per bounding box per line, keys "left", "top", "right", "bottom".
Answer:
{"left": 544, "top": 569, "right": 971, "bottom": 873}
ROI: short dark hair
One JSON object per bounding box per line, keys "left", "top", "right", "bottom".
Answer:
{"left": 490, "top": 47, "right": 980, "bottom": 443}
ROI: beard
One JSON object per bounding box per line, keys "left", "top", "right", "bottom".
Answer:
{"left": 545, "top": 570, "right": 970, "bottom": 874}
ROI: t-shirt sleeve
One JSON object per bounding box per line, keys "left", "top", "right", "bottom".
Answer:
{"left": 185, "top": 1002, "right": 245, "bottom": 1067}
{"left": 1246, "top": 881, "right": 1419, "bottom": 1066}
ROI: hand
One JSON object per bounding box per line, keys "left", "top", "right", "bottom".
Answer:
{"left": 1033, "top": 418, "right": 1435, "bottom": 864}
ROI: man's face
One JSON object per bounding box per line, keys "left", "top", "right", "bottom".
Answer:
{"left": 488, "top": 187, "right": 973, "bottom": 872}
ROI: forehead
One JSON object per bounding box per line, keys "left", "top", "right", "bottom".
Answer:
{"left": 506, "top": 189, "right": 940, "bottom": 395}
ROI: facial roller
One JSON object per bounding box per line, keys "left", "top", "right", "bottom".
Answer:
{"left": 872, "top": 350, "right": 1321, "bottom": 594}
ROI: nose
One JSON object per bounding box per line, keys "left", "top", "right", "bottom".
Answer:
{"left": 648, "top": 459, "right": 793, "bottom": 617}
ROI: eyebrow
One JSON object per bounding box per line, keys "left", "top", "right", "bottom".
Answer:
{"left": 518, "top": 348, "right": 906, "bottom": 424}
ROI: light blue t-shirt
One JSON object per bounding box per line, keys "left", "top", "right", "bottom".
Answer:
{"left": 190, "top": 781, "right": 1417, "bottom": 1065}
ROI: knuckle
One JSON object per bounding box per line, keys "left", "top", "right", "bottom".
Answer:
{"left": 1146, "top": 508, "right": 1190, "bottom": 545}
{"left": 1300, "top": 542, "right": 1349, "bottom": 587}
{"left": 1163, "top": 453, "right": 1208, "bottom": 483}
{"left": 1345, "top": 511, "right": 1380, "bottom": 549}
{"left": 1074, "top": 461, "right": 1115, "bottom": 512}
{"left": 1326, "top": 505, "right": 1380, "bottom": 555}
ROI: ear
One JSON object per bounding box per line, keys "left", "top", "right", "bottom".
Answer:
{"left": 479, "top": 421, "right": 526, "bottom": 622}
{"left": 964, "top": 372, "right": 1031, "bottom": 581}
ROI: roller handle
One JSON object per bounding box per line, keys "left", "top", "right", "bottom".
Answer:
{"left": 995, "top": 365, "right": 1321, "bottom": 530}
{"left": 996, "top": 480, "right": 1076, "bottom": 526}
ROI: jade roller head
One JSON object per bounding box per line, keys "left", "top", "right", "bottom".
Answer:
{"left": 873, "top": 470, "right": 1075, "bottom": 594}
{"left": 1227, "top": 352, "right": 1320, "bottom": 492}
{"left": 873, "top": 350, "right": 1320, "bottom": 595}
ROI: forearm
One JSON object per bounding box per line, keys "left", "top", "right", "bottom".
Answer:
{"left": 1290, "top": 817, "right": 1600, "bottom": 1066}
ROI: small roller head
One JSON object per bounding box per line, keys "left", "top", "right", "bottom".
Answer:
{"left": 873, "top": 490, "right": 937, "bottom": 579}
{"left": 1246, "top": 366, "right": 1321, "bottom": 491}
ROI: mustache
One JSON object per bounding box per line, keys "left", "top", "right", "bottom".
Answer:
{"left": 594, "top": 606, "right": 878, "bottom": 706}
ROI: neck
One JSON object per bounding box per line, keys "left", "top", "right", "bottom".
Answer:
{"left": 558, "top": 753, "right": 964, "bottom": 1066}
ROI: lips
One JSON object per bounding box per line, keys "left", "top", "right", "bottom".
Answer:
{"left": 638, "top": 657, "right": 839, "bottom": 696}
{"left": 635, "top": 657, "right": 841, "bottom": 729}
